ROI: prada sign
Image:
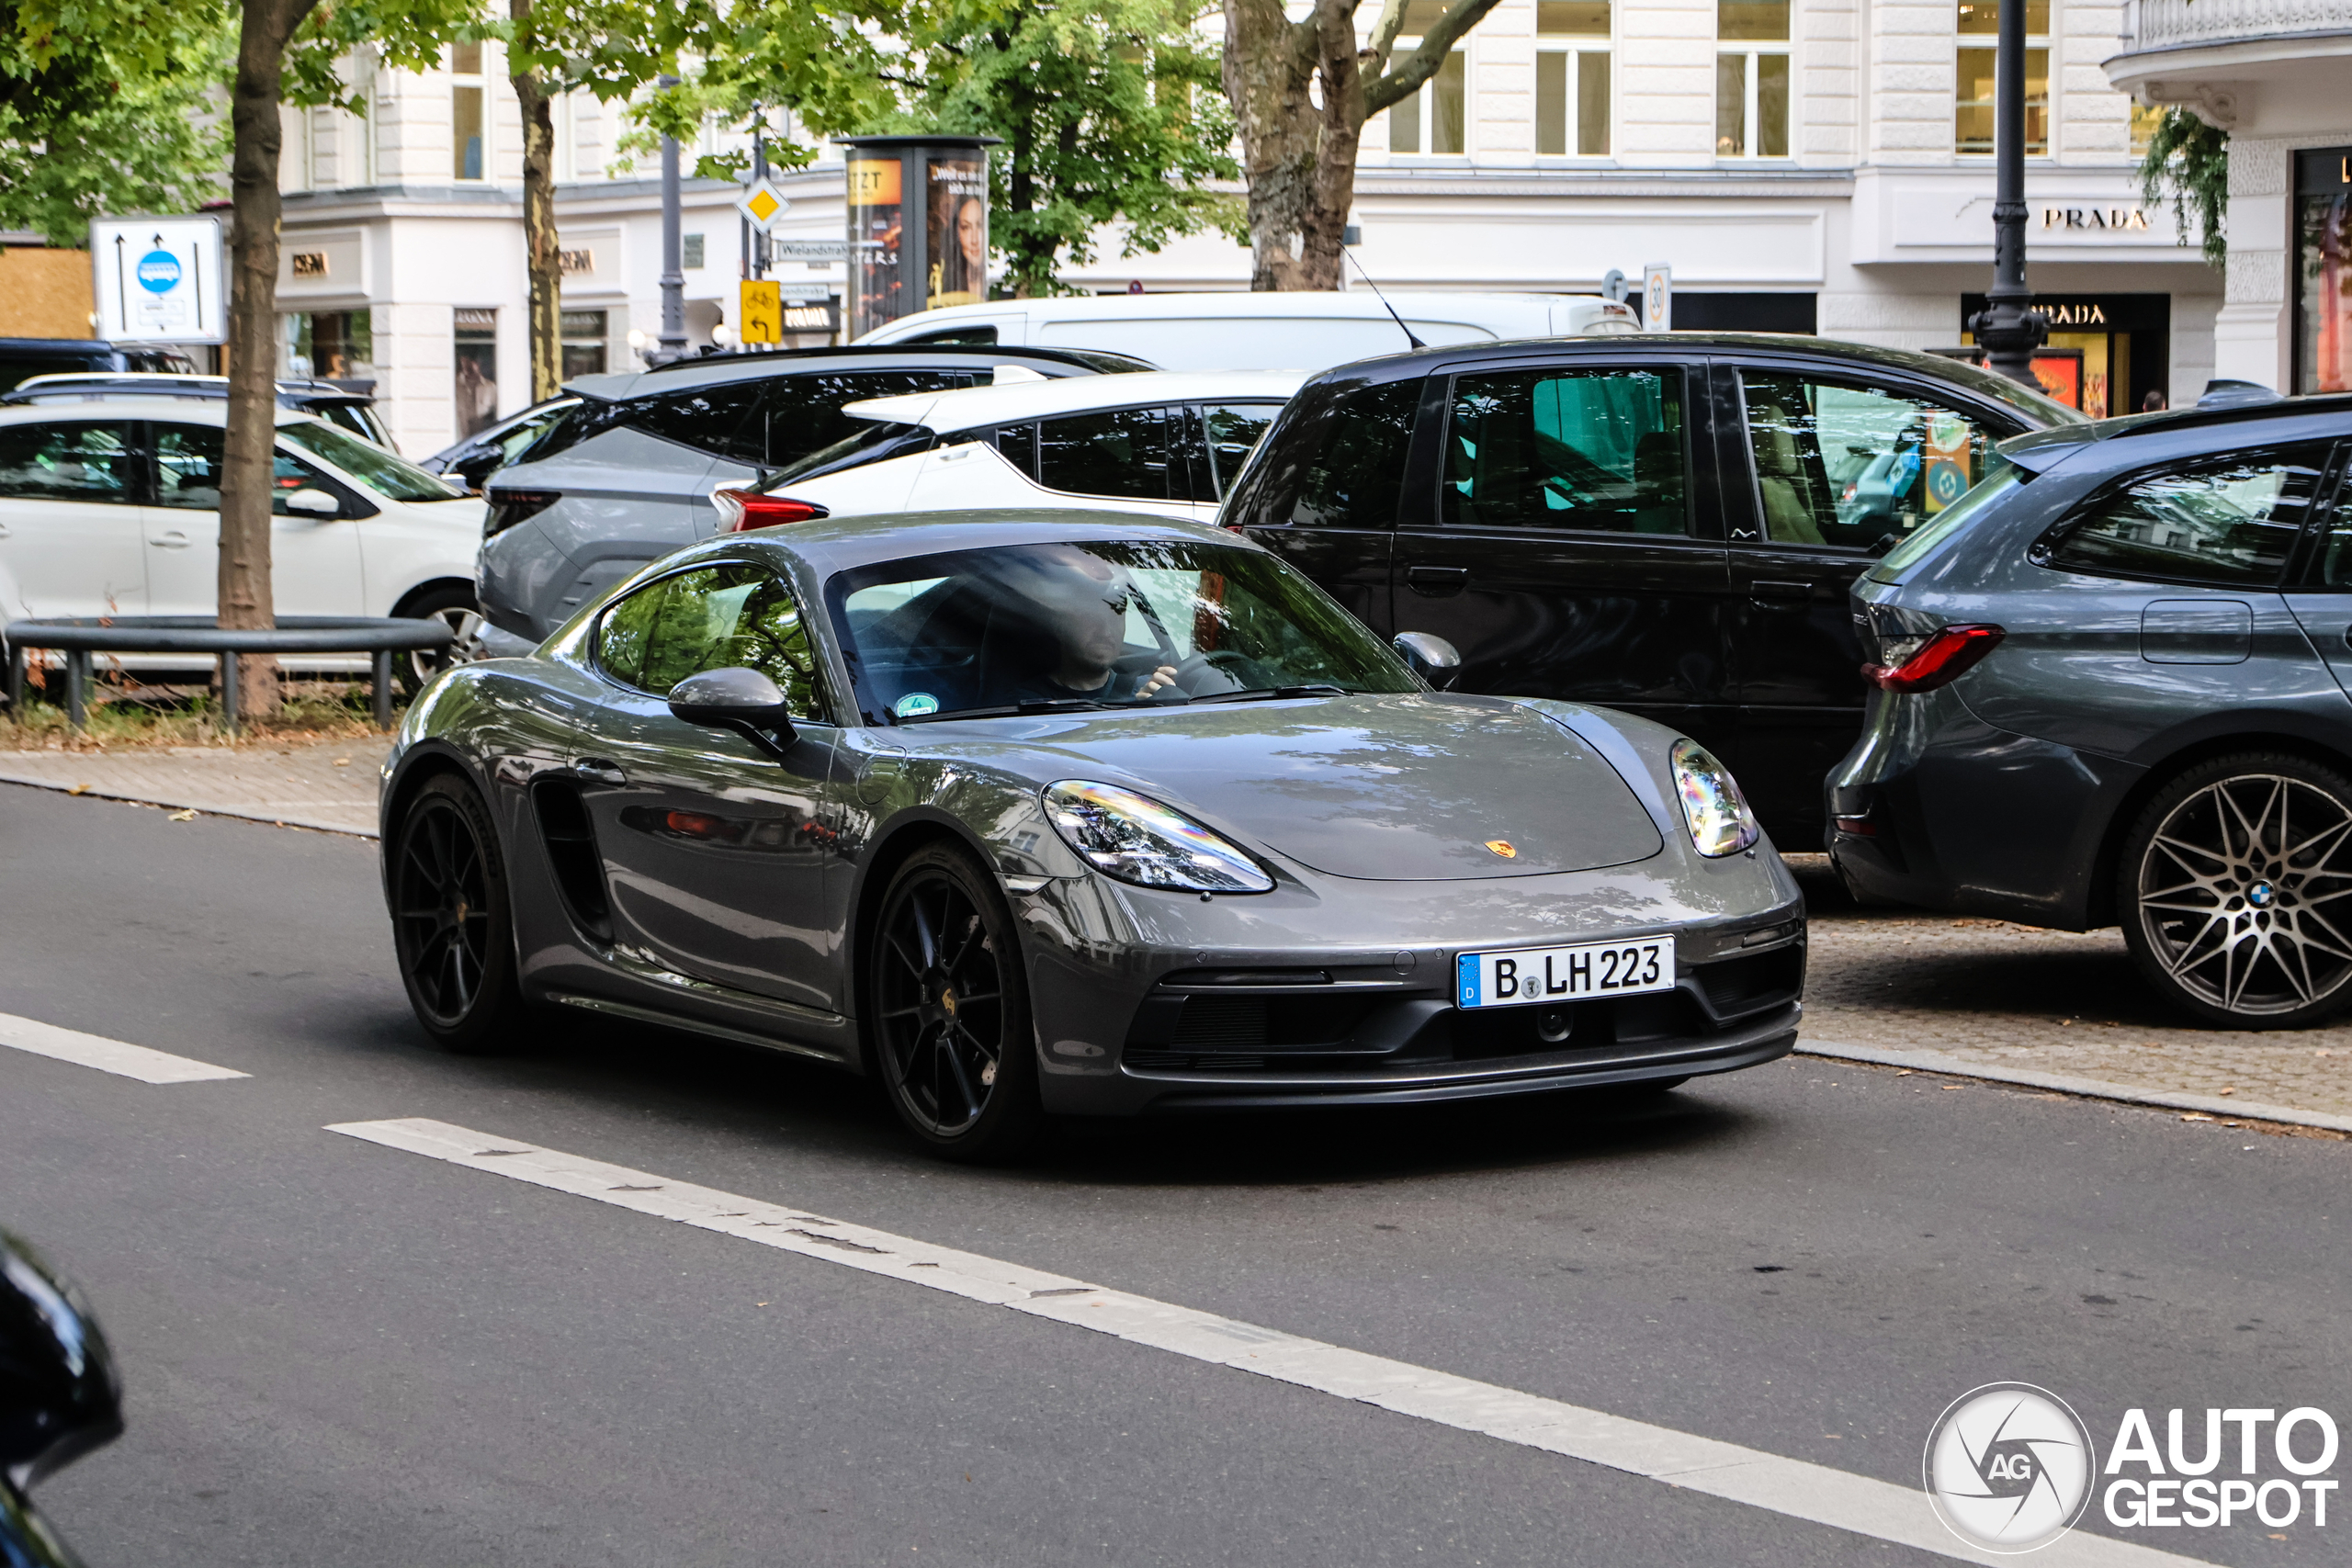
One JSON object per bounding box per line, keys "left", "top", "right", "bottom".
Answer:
{"left": 1962, "top": 292, "right": 2171, "bottom": 335}
{"left": 2041, "top": 206, "right": 2154, "bottom": 232}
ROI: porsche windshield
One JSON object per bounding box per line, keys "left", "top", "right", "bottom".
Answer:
{"left": 829, "top": 539, "right": 1418, "bottom": 723}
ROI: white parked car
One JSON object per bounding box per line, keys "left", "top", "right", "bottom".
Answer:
{"left": 854, "top": 289, "right": 1641, "bottom": 371}
{"left": 712, "top": 370, "right": 1307, "bottom": 532}
{"left": 0, "top": 400, "right": 486, "bottom": 677}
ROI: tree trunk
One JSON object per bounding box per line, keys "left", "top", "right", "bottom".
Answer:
{"left": 511, "top": 41, "right": 560, "bottom": 403}
{"left": 220, "top": 0, "right": 322, "bottom": 718}
{"left": 1220, "top": 0, "right": 1501, "bottom": 290}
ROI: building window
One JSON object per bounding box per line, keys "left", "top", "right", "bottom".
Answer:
{"left": 561, "top": 310, "right": 609, "bottom": 379}
{"left": 1385, "top": 3, "right": 1467, "bottom": 157}
{"left": 281, "top": 310, "right": 374, "bottom": 382}
{"left": 1716, "top": 0, "right": 1790, "bottom": 158}
{"left": 2296, "top": 146, "right": 2352, "bottom": 396}
{"left": 452, "top": 41, "right": 487, "bottom": 181}
{"left": 1537, "top": 1, "right": 1611, "bottom": 157}
{"left": 455, "top": 308, "right": 499, "bottom": 437}
{"left": 2129, "top": 103, "right": 2165, "bottom": 159}
{"left": 1956, "top": 1, "right": 2049, "bottom": 156}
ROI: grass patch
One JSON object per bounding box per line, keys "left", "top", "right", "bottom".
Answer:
{"left": 2, "top": 676, "right": 401, "bottom": 751}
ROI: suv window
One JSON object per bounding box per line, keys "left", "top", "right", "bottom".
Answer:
{"left": 1442, "top": 367, "right": 1685, "bottom": 534}
{"left": 0, "top": 421, "right": 140, "bottom": 502}
{"left": 1034, "top": 405, "right": 1188, "bottom": 501}
{"left": 2047, "top": 448, "right": 2330, "bottom": 588}
{"left": 1224, "top": 376, "right": 1419, "bottom": 530}
{"left": 746, "top": 371, "right": 975, "bottom": 469}
{"left": 1202, "top": 402, "right": 1284, "bottom": 496}
{"left": 153, "top": 425, "right": 225, "bottom": 509}
{"left": 595, "top": 562, "right": 831, "bottom": 718}
{"left": 1738, "top": 373, "right": 1999, "bottom": 550}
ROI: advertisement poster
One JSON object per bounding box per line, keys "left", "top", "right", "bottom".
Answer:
{"left": 1921, "top": 408, "right": 1973, "bottom": 514}
{"left": 845, "top": 156, "right": 903, "bottom": 340}
{"left": 926, "top": 157, "right": 989, "bottom": 310}
{"left": 2031, "top": 349, "right": 2084, "bottom": 410}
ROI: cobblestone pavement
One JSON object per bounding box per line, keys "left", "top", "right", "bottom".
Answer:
{"left": 1792, "top": 856, "right": 2352, "bottom": 1122}
{"left": 0, "top": 735, "right": 383, "bottom": 835}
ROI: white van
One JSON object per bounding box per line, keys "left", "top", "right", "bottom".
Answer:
{"left": 855, "top": 290, "right": 1641, "bottom": 372}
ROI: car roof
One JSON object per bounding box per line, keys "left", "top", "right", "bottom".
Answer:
{"left": 3, "top": 372, "right": 371, "bottom": 405}
{"left": 1998, "top": 390, "right": 2352, "bottom": 475}
{"left": 841, "top": 369, "right": 1309, "bottom": 431}
{"left": 568, "top": 343, "right": 1154, "bottom": 401}
{"left": 0, "top": 399, "right": 320, "bottom": 429}
{"left": 862, "top": 290, "right": 1603, "bottom": 333}
{"left": 1306, "top": 331, "right": 2088, "bottom": 424}
{"left": 710, "top": 507, "right": 1257, "bottom": 581}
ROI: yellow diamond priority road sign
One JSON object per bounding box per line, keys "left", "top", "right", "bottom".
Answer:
{"left": 736, "top": 182, "right": 790, "bottom": 232}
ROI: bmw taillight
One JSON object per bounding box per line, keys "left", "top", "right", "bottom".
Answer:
{"left": 1862, "top": 624, "right": 2005, "bottom": 693}
{"left": 712, "top": 488, "right": 831, "bottom": 532}
{"left": 483, "top": 489, "right": 560, "bottom": 538}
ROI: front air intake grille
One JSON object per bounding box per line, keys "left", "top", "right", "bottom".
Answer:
{"left": 1692, "top": 945, "right": 1804, "bottom": 1020}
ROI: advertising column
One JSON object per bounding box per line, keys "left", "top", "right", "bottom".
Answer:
{"left": 837, "top": 135, "right": 1001, "bottom": 341}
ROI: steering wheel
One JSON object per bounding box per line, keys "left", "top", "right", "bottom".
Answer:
{"left": 1173, "top": 649, "right": 1272, "bottom": 695}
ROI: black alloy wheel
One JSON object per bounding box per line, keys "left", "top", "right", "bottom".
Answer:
{"left": 390, "top": 773, "right": 527, "bottom": 1053}
{"left": 2120, "top": 752, "right": 2352, "bottom": 1029}
{"left": 399, "top": 585, "right": 489, "bottom": 696}
{"left": 867, "top": 842, "right": 1041, "bottom": 1161}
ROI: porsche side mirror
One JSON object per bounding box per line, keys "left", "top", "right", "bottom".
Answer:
{"left": 283, "top": 487, "right": 341, "bottom": 517}
{"left": 668, "top": 666, "right": 797, "bottom": 755}
{"left": 1392, "top": 632, "right": 1462, "bottom": 690}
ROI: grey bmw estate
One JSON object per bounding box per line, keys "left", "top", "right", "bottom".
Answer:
{"left": 1830, "top": 392, "right": 2352, "bottom": 1028}
{"left": 386, "top": 513, "right": 1804, "bottom": 1158}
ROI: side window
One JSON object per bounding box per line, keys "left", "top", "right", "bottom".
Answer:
{"left": 625, "top": 382, "right": 767, "bottom": 464}
{"left": 750, "top": 371, "right": 976, "bottom": 470}
{"left": 2048, "top": 449, "right": 2328, "bottom": 588}
{"left": 153, "top": 424, "right": 226, "bottom": 510}
{"left": 1739, "top": 373, "right": 1996, "bottom": 549}
{"left": 1226, "top": 376, "right": 1419, "bottom": 530}
{"left": 1442, "top": 366, "right": 1686, "bottom": 535}
{"left": 991, "top": 423, "right": 1038, "bottom": 479}
{"left": 1035, "top": 405, "right": 1186, "bottom": 501}
{"left": 269, "top": 446, "right": 347, "bottom": 516}
{"left": 596, "top": 564, "right": 831, "bottom": 718}
{"left": 0, "top": 422, "right": 139, "bottom": 503}
{"left": 1202, "top": 402, "right": 1283, "bottom": 497}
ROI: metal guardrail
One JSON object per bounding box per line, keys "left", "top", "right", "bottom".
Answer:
{"left": 2123, "top": 0, "right": 2352, "bottom": 52}
{"left": 2, "top": 616, "right": 455, "bottom": 730}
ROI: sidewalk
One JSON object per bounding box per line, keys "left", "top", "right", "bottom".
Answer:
{"left": 4, "top": 747, "right": 2347, "bottom": 1128}
{"left": 0, "top": 735, "right": 384, "bottom": 836}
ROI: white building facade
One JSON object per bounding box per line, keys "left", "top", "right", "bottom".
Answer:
{"left": 282, "top": 2, "right": 2226, "bottom": 456}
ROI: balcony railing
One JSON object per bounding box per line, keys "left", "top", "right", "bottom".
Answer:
{"left": 2125, "top": 0, "right": 2352, "bottom": 52}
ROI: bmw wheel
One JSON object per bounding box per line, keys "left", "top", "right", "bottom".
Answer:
{"left": 390, "top": 773, "right": 528, "bottom": 1053}
{"left": 867, "top": 842, "right": 1042, "bottom": 1162}
{"left": 2120, "top": 752, "right": 2352, "bottom": 1029}
{"left": 399, "top": 585, "right": 488, "bottom": 696}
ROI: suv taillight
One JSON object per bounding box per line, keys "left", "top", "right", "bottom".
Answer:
{"left": 483, "top": 489, "right": 560, "bottom": 538}
{"left": 1862, "top": 624, "right": 2005, "bottom": 694}
{"left": 713, "top": 489, "right": 831, "bottom": 532}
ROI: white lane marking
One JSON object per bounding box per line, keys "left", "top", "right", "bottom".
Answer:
{"left": 0, "top": 1011, "right": 248, "bottom": 1084}
{"left": 327, "top": 1118, "right": 2209, "bottom": 1568}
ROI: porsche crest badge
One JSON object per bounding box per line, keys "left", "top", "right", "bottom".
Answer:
{"left": 1485, "top": 840, "right": 1518, "bottom": 859}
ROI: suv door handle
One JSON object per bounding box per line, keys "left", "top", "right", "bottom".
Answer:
{"left": 1749, "top": 579, "right": 1813, "bottom": 600}
{"left": 572, "top": 758, "right": 628, "bottom": 785}
{"left": 1406, "top": 565, "right": 1470, "bottom": 596}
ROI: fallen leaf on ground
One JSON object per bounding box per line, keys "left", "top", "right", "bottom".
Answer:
{"left": 67, "top": 784, "right": 87, "bottom": 795}
{"left": 167, "top": 809, "right": 196, "bottom": 822}
{"left": 334, "top": 758, "right": 352, "bottom": 766}
{"left": 2182, "top": 1113, "right": 2216, "bottom": 1122}
{"left": 2218, "top": 1087, "right": 2235, "bottom": 1096}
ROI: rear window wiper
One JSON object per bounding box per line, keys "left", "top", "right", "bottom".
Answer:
{"left": 1188, "top": 684, "right": 1352, "bottom": 705}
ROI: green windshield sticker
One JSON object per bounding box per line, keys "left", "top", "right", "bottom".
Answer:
{"left": 893, "top": 692, "right": 941, "bottom": 718}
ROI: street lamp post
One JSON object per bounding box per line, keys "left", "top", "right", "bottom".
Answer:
{"left": 1969, "top": 0, "right": 2046, "bottom": 387}
{"left": 657, "top": 73, "right": 687, "bottom": 365}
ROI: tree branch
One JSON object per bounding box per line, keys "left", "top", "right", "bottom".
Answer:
{"left": 1364, "top": 0, "right": 1500, "bottom": 113}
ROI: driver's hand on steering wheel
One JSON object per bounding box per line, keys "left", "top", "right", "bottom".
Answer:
{"left": 1133, "top": 664, "right": 1180, "bottom": 699}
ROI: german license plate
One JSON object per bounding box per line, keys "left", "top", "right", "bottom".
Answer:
{"left": 1455, "top": 937, "right": 1675, "bottom": 1009}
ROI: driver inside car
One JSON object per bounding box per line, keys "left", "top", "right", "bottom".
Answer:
{"left": 985, "top": 545, "right": 1181, "bottom": 705}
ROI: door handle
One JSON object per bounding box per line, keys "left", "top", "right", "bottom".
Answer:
{"left": 1405, "top": 565, "right": 1470, "bottom": 596}
{"left": 1749, "top": 579, "right": 1813, "bottom": 600}
{"left": 150, "top": 530, "right": 191, "bottom": 548}
{"left": 572, "top": 758, "right": 628, "bottom": 785}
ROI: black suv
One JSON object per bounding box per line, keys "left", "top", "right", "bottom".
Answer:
{"left": 0, "top": 338, "right": 198, "bottom": 394}
{"left": 478, "top": 344, "right": 1152, "bottom": 641}
{"left": 1223, "top": 333, "right": 2081, "bottom": 841}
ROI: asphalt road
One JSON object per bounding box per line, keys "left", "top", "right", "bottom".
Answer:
{"left": 4, "top": 785, "right": 2346, "bottom": 1568}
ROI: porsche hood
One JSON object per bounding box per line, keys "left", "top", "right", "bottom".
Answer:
{"left": 978, "top": 694, "right": 1665, "bottom": 881}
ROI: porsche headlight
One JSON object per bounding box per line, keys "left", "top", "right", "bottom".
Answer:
{"left": 1044, "top": 781, "right": 1275, "bottom": 894}
{"left": 1671, "top": 739, "right": 1758, "bottom": 858}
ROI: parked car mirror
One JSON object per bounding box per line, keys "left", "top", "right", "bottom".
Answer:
{"left": 1392, "top": 632, "right": 1462, "bottom": 690}
{"left": 667, "top": 666, "right": 797, "bottom": 753}
{"left": 283, "top": 487, "right": 342, "bottom": 517}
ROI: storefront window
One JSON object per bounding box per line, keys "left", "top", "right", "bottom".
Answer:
{"left": 1955, "top": 1, "right": 2049, "bottom": 156}
{"left": 455, "top": 308, "right": 499, "bottom": 438}
{"left": 1537, "top": 2, "right": 1611, "bottom": 157}
{"left": 560, "top": 310, "right": 607, "bottom": 380}
{"left": 1962, "top": 293, "right": 2171, "bottom": 419}
{"left": 1716, "top": 0, "right": 1789, "bottom": 159}
{"left": 2295, "top": 145, "right": 2352, "bottom": 396}
{"left": 281, "top": 310, "right": 375, "bottom": 383}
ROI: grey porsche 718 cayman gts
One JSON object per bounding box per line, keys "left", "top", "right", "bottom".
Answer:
{"left": 381, "top": 512, "right": 1805, "bottom": 1159}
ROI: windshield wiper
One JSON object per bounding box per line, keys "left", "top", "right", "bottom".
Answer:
{"left": 896, "top": 696, "right": 1145, "bottom": 723}
{"left": 1188, "top": 684, "right": 1352, "bottom": 705}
